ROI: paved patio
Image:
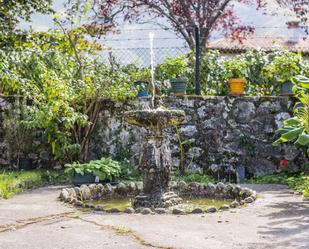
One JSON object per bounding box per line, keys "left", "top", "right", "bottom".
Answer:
{"left": 0, "top": 184, "right": 308, "bottom": 249}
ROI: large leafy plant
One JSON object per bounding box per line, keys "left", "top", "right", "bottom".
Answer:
{"left": 273, "top": 76, "right": 309, "bottom": 155}
{"left": 64, "top": 157, "right": 121, "bottom": 181}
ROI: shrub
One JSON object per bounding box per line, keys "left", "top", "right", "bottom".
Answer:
{"left": 224, "top": 56, "right": 248, "bottom": 79}
{"left": 64, "top": 157, "right": 121, "bottom": 181}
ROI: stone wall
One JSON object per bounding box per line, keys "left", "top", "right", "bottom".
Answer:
{"left": 0, "top": 96, "right": 305, "bottom": 178}
{"left": 90, "top": 96, "right": 303, "bottom": 179}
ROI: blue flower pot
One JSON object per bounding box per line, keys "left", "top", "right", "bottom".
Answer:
{"left": 280, "top": 81, "right": 294, "bottom": 96}
{"left": 134, "top": 81, "right": 150, "bottom": 97}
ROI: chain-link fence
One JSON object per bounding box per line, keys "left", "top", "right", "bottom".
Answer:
{"left": 99, "top": 46, "right": 190, "bottom": 67}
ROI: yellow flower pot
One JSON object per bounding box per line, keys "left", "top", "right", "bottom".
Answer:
{"left": 228, "top": 78, "right": 246, "bottom": 96}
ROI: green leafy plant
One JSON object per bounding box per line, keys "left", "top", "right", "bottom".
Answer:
{"left": 64, "top": 157, "right": 121, "bottom": 181}
{"left": 273, "top": 77, "right": 309, "bottom": 156}
{"left": 195, "top": 49, "right": 228, "bottom": 95}
{"left": 156, "top": 55, "right": 189, "bottom": 80}
{"left": 244, "top": 49, "right": 277, "bottom": 96}
{"left": 171, "top": 170, "right": 215, "bottom": 184}
{"left": 263, "top": 51, "right": 305, "bottom": 84}
{"left": 118, "top": 160, "right": 141, "bottom": 181}
{"left": 131, "top": 68, "right": 151, "bottom": 83}
{"left": 2, "top": 98, "right": 35, "bottom": 166}
{"left": 224, "top": 56, "right": 248, "bottom": 79}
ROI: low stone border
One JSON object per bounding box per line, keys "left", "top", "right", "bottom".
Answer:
{"left": 59, "top": 181, "right": 257, "bottom": 215}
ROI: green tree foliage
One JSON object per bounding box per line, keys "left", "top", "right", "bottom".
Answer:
{"left": 0, "top": 48, "right": 136, "bottom": 163}
{"left": 0, "top": 0, "right": 52, "bottom": 34}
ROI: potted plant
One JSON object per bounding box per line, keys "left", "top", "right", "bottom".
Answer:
{"left": 3, "top": 98, "right": 35, "bottom": 170}
{"left": 157, "top": 56, "right": 189, "bottom": 96}
{"left": 132, "top": 68, "right": 151, "bottom": 97}
{"left": 264, "top": 51, "right": 304, "bottom": 96}
{"left": 224, "top": 57, "right": 248, "bottom": 96}
{"left": 65, "top": 157, "right": 121, "bottom": 186}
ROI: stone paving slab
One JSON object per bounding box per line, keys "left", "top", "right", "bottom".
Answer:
{"left": 0, "top": 184, "right": 308, "bottom": 249}
{"left": 0, "top": 217, "right": 149, "bottom": 249}
{"left": 0, "top": 186, "right": 73, "bottom": 226}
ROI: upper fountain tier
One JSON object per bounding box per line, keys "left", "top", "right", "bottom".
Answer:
{"left": 124, "top": 108, "right": 185, "bottom": 131}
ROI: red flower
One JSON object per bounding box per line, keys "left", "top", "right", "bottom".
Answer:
{"left": 279, "top": 159, "right": 289, "bottom": 172}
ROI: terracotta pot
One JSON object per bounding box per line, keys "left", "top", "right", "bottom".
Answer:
{"left": 228, "top": 78, "right": 246, "bottom": 96}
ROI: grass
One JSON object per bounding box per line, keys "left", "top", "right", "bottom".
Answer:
{"left": 246, "top": 172, "right": 309, "bottom": 198}
{"left": 0, "top": 169, "right": 70, "bottom": 199}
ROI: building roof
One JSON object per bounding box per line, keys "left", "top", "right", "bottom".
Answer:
{"left": 207, "top": 36, "right": 309, "bottom": 55}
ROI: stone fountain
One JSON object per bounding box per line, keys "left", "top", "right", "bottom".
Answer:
{"left": 124, "top": 108, "right": 185, "bottom": 208}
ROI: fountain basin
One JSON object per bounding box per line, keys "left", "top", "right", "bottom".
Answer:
{"left": 124, "top": 108, "right": 185, "bottom": 130}
{"left": 59, "top": 182, "right": 257, "bottom": 214}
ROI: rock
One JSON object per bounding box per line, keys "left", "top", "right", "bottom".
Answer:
{"left": 206, "top": 206, "right": 217, "bottom": 213}
{"left": 80, "top": 185, "right": 92, "bottom": 200}
{"left": 95, "top": 205, "right": 104, "bottom": 211}
{"left": 179, "top": 125, "right": 198, "bottom": 137}
{"left": 115, "top": 183, "right": 127, "bottom": 195}
{"left": 188, "top": 182, "right": 200, "bottom": 190}
{"left": 88, "top": 204, "right": 95, "bottom": 209}
{"left": 250, "top": 191, "right": 257, "bottom": 200}
{"left": 240, "top": 200, "right": 245, "bottom": 205}
{"left": 172, "top": 208, "right": 185, "bottom": 215}
{"left": 230, "top": 201, "right": 240, "bottom": 208}
{"left": 66, "top": 188, "right": 77, "bottom": 199}
{"left": 141, "top": 208, "right": 152, "bottom": 215}
{"left": 135, "top": 182, "right": 143, "bottom": 192}
{"left": 88, "top": 184, "right": 99, "bottom": 197}
{"left": 191, "top": 207, "right": 203, "bottom": 214}
{"left": 233, "top": 101, "right": 256, "bottom": 124}
{"left": 155, "top": 208, "right": 166, "bottom": 214}
{"left": 109, "top": 208, "right": 120, "bottom": 213}
{"left": 83, "top": 203, "right": 90, "bottom": 208}
{"left": 216, "top": 182, "right": 225, "bottom": 191}
{"left": 124, "top": 207, "right": 135, "bottom": 214}
{"left": 169, "top": 181, "right": 177, "bottom": 189}
{"left": 135, "top": 207, "right": 142, "bottom": 213}
{"left": 219, "top": 204, "right": 230, "bottom": 210}
{"left": 127, "top": 182, "right": 136, "bottom": 192}
{"left": 104, "top": 184, "right": 113, "bottom": 195}
{"left": 69, "top": 198, "right": 77, "bottom": 204}
{"left": 74, "top": 201, "right": 83, "bottom": 207}
{"left": 177, "top": 181, "right": 187, "bottom": 189}
{"left": 59, "top": 189, "right": 69, "bottom": 201}
{"left": 244, "top": 196, "right": 254, "bottom": 203}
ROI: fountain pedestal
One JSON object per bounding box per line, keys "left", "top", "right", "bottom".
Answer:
{"left": 124, "top": 108, "right": 185, "bottom": 208}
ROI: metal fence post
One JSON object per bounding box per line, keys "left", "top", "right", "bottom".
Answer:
{"left": 194, "top": 25, "right": 201, "bottom": 95}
